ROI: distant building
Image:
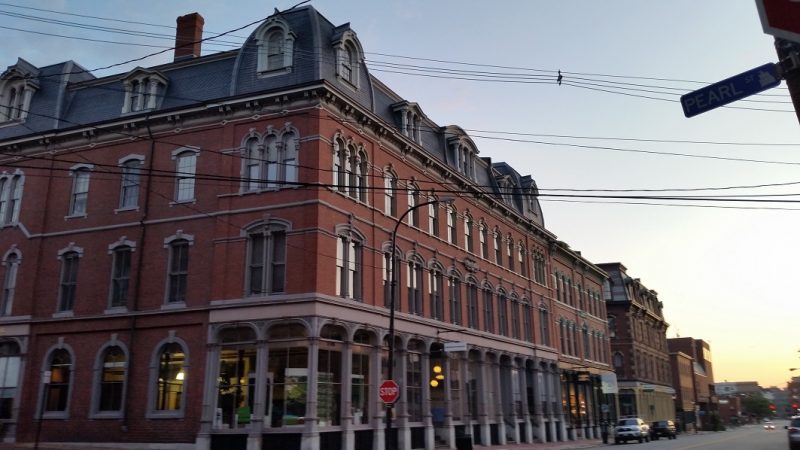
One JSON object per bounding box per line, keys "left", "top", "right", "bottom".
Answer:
{"left": 598, "top": 263, "right": 674, "bottom": 424}
{"left": 668, "top": 338, "right": 718, "bottom": 430}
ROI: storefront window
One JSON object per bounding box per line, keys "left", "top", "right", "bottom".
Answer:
{"left": 216, "top": 326, "right": 257, "bottom": 429}
{"left": 318, "top": 325, "right": 344, "bottom": 426}
{"left": 449, "top": 355, "right": 462, "bottom": 421}
{"left": 352, "top": 330, "right": 371, "bottom": 425}
{"left": 268, "top": 323, "right": 308, "bottom": 427}
{"left": 406, "top": 340, "right": 423, "bottom": 422}
{"left": 0, "top": 342, "right": 19, "bottom": 419}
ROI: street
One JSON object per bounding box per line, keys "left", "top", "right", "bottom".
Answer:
{"left": 600, "top": 421, "right": 789, "bottom": 450}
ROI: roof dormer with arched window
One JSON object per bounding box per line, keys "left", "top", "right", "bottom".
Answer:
{"left": 254, "top": 17, "right": 295, "bottom": 76}
{"left": 121, "top": 68, "right": 168, "bottom": 114}
{"left": 331, "top": 29, "right": 364, "bottom": 89}
{"left": 0, "top": 58, "right": 39, "bottom": 124}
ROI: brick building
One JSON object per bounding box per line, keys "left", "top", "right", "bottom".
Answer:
{"left": 0, "top": 6, "right": 614, "bottom": 450}
{"left": 598, "top": 263, "right": 674, "bottom": 424}
{"left": 667, "top": 338, "right": 718, "bottom": 430}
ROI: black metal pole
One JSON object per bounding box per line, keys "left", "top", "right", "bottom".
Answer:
{"left": 386, "top": 198, "right": 451, "bottom": 450}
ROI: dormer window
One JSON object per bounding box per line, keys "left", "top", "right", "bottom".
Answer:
{"left": 0, "top": 58, "right": 40, "bottom": 124}
{"left": 121, "top": 69, "right": 167, "bottom": 114}
{"left": 255, "top": 18, "right": 294, "bottom": 75}
{"left": 333, "top": 30, "right": 364, "bottom": 89}
{"left": 391, "top": 102, "right": 425, "bottom": 144}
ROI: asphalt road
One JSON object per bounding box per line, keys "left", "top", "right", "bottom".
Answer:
{"left": 599, "top": 420, "right": 789, "bottom": 450}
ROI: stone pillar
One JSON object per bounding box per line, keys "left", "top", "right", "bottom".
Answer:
{"left": 301, "top": 335, "right": 321, "bottom": 450}
{"left": 493, "top": 358, "right": 506, "bottom": 445}
{"left": 423, "top": 349, "right": 434, "bottom": 450}
{"left": 342, "top": 340, "right": 354, "bottom": 450}
{"left": 478, "top": 354, "right": 491, "bottom": 446}
{"left": 372, "top": 339, "right": 385, "bottom": 450}
{"left": 521, "top": 361, "right": 533, "bottom": 444}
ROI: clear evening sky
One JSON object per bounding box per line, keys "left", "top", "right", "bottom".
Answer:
{"left": 2, "top": 0, "right": 798, "bottom": 387}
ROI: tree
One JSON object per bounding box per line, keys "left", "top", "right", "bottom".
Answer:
{"left": 741, "top": 395, "right": 771, "bottom": 419}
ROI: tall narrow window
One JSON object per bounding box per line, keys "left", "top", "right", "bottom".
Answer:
{"left": 167, "top": 239, "right": 190, "bottom": 303}
{"left": 70, "top": 168, "right": 90, "bottom": 215}
{"left": 384, "top": 172, "right": 397, "bottom": 217}
{"left": 407, "top": 258, "right": 423, "bottom": 315}
{"left": 479, "top": 225, "right": 488, "bottom": 259}
{"left": 483, "top": 288, "right": 494, "bottom": 333}
{"left": 119, "top": 159, "right": 141, "bottom": 209}
{"left": 522, "top": 303, "right": 532, "bottom": 342}
{"left": 464, "top": 215, "right": 473, "bottom": 253}
{"left": 1, "top": 254, "right": 19, "bottom": 316}
{"left": 494, "top": 232, "right": 502, "bottom": 266}
{"left": 449, "top": 275, "right": 461, "bottom": 325}
{"left": 0, "top": 342, "right": 20, "bottom": 419}
{"left": 244, "top": 138, "right": 263, "bottom": 191}
{"left": 110, "top": 246, "right": 132, "bottom": 308}
{"left": 497, "top": 293, "right": 508, "bottom": 336}
{"left": 342, "top": 46, "right": 355, "bottom": 84}
{"left": 266, "top": 31, "right": 284, "bottom": 70}
{"left": 467, "top": 281, "right": 478, "bottom": 329}
{"left": 518, "top": 246, "right": 526, "bottom": 277}
{"left": 408, "top": 187, "right": 420, "bottom": 227}
{"left": 447, "top": 206, "right": 457, "bottom": 245}
{"left": 583, "top": 325, "right": 591, "bottom": 359}
{"left": 540, "top": 307, "right": 550, "bottom": 346}
{"left": 336, "top": 233, "right": 362, "bottom": 300}
{"left": 429, "top": 269, "right": 444, "bottom": 321}
{"left": 428, "top": 195, "right": 440, "bottom": 237}
{"left": 282, "top": 131, "right": 299, "bottom": 185}
{"left": 98, "top": 346, "right": 126, "bottom": 412}
{"left": 155, "top": 343, "right": 185, "bottom": 411}
{"left": 247, "top": 225, "right": 287, "bottom": 295}
{"left": 334, "top": 138, "right": 347, "bottom": 193}
{"left": 45, "top": 349, "right": 71, "bottom": 412}
{"left": 174, "top": 150, "right": 197, "bottom": 202}
{"left": 0, "top": 175, "right": 22, "bottom": 224}
{"left": 265, "top": 135, "right": 279, "bottom": 189}
{"left": 216, "top": 327, "right": 257, "bottom": 429}
{"left": 507, "top": 240, "right": 514, "bottom": 271}
{"left": 59, "top": 251, "right": 79, "bottom": 312}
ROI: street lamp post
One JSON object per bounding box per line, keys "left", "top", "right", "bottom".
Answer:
{"left": 386, "top": 196, "right": 454, "bottom": 450}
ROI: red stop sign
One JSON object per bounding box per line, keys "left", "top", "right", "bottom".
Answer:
{"left": 756, "top": 0, "right": 800, "bottom": 43}
{"left": 379, "top": 380, "right": 400, "bottom": 404}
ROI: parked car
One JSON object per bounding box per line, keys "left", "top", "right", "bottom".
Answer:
{"left": 615, "top": 417, "right": 650, "bottom": 444}
{"left": 765, "top": 420, "right": 776, "bottom": 430}
{"left": 650, "top": 420, "right": 677, "bottom": 440}
{"left": 786, "top": 416, "right": 800, "bottom": 450}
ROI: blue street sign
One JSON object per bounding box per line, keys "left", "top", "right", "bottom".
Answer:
{"left": 680, "top": 63, "right": 781, "bottom": 117}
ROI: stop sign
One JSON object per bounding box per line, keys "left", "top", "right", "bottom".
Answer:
{"left": 379, "top": 379, "right": 400, "bottom": 404}
{"left": 756, "top": 0, "right": 800, "bottom": 44}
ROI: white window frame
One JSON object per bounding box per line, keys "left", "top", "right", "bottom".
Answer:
{"left": 171, "top": 147, "right": 199, "bottom": 203}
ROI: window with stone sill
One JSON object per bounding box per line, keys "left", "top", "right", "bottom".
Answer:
{"left": 121, "top": 73, "right": 167, "bottom": 114}
{"left": 0, "top": 172, "right": 22, "bottom": 225}
{"left": 0, "top": 77, "right": 37, "bottom": 124}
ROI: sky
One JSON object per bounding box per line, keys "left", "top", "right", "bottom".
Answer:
{"left": 1, "top": 0, "right": 799, "bottom": 388}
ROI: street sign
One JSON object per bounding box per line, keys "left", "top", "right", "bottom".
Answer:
{"left": 680, "top": 63, "right": 781, "bottom": 117}
{"left": 756, "top": 0, "right": 800, "bottom": 44}
{"left": 379, "top": 379, "right": 400, "bottom": 405}
{"left": 443, "top": 341, "right": 468, "bottom": 352}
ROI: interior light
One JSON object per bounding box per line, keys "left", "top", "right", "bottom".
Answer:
{"left": 176, "top": 370, "right": 185, "bottom": 381}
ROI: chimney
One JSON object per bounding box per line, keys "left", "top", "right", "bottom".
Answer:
{"left": 174, "top": 12, "right": 205, "bottom": 61}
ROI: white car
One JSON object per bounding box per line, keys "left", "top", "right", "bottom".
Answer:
{"left": 764, "top": 420, "right": 775, "bottom": 430}
{"left": 615, "top": 417, "right": 650, "bottom": 444}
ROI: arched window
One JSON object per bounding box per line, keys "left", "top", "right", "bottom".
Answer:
{"left": 497, "top": 291, "right": 508, "bottom": 336}
{"left": 407, "top": 184, "right": 420, "bottom": 227}
{"left": 407, "top": 256, "right": 424, "bottom": 315}
{"left": 429, "top": 265, "right": 444, "bottom": 320}
{"left": 173, "top": 148, "right": 198, "bottom": 202}
{"left": 246, "top": 222, "right": 288, "bottom": 295}
{"left": 428, "top": 193, "right": 441, "bottom": 237}
{"left": 97, "top": 346, "right": 126, "bottom": 413}
{"left": 608, "top": 315, "right": 617, "bottom": 338}
{"left": 336, "top": 229, "right": 362, "bottom": 301}
{"left": 1, "top": 252, "right": 19, "bottom": 316}
{"left": 58, "top": 251, "right": 80, "bottom": 312}
{"left": 109, "top": 245, "right": 132, "bottom": 308}
{"left": 282, "top": 130, "right": 299, "bottom": 184}
{"left": 446, "top": 205, "right": 457, "bottom": 245}
{"left": 539, "top": 305, "right": 550, "bottom": 346}
{"left": 264, "top": 134, "right": 279, "bottom": 189}
{"left": 613, "top": 352, "right": 624, "bottom": 370}
{"left": 69, "top": 166, "right": 91, "bottom": 216}
{"left": 318, "top": 325, "right": 344, "bottom": 426}
{"left": 384, "top": 170, "right": 397, "bottom": 217}
{"left": 482, "top": 286, "right": 494, "bottom": 333}
{"left": 448, "top": 272, "right": 462, "bottom": 325}
{"left": 466, "top": 278, "right": 478, "bottom": 329}
{"left": 256, "top": 20, "right": 294, "bottom": 73}
{"left": 267, "top": 322, "right": 309, "bottom": 427}
{"left": 45, "top": 349, "right": 72, "bottom": 413}
{"left": 0, "top": 174, "right": 22, "bottom": 224}
{"left": 166, "top": 237, "right": 191, "bottom": 304}
{"left": 479, "top": 223, "right": 488, "bottom": 259}
{"left": 119, "top": 158, "right": 141, "bottom": 209}
{"left": 463, "top": 214, "right": 473, "bottom": 253}
{"left": 582, "top": 325, "right": 591, "bottom": 359}
{"left": 244, "top": 137, "right": 263, "bottom": 191}
{"left": 494, "top": 230, "right": 502, "bottom": 265}
{"left": 154, "top": 342, "right": 186, "bottom": 412}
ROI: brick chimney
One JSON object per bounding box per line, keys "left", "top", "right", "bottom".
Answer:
{"left": 174, "top": 13, "right": 205, "bottom": 61}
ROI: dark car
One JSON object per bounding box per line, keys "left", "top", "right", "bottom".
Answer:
{"left": 650, "top": 420, "right": 677, "bottom": 440}
{"left": 787, "top": 416, "right": 800, "bottom": 450}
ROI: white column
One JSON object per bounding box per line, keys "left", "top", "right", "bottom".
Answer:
{"left": 301, "top": 336, "right": 320, "bottom": 450}
{"left": 342, "top": 340, "right": 355, "bottom": 450}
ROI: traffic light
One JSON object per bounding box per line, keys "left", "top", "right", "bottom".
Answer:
{"left": 430, "top": 363, "right": 445, "bottom": 388}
